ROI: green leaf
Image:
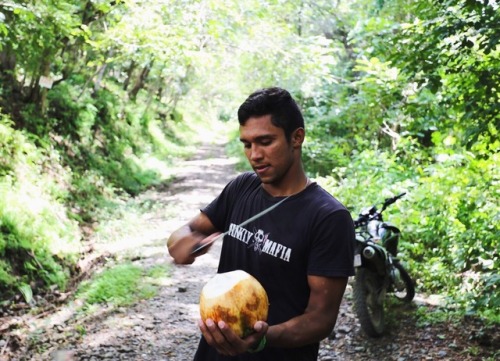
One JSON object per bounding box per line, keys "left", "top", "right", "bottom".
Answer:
{"left": 18, "top": 283, "right": 33, "bottom": 305}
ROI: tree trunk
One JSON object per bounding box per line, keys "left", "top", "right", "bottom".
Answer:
{"left": 123, "top": 61, "right": 136, "bottom": 91}
{"left": 129, "top": 61, "right": 153, "bottom": 100}
{"left": 0, "top": 49, "right": 17, "bottom": 87}
{"left": 94, "top": 63, "right": 107, "bottom": 92}
{"left": 38, "top": 60, "right": 51, "bottom": 115}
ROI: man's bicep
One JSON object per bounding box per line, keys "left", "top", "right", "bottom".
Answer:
{"left": 306, "top": 275, "right": 348, "bottom": 315}
{"left": 301, "top": 275, "right": 348, "bottom": 338}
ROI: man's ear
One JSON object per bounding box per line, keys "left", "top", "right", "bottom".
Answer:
{"left": 291, "top": 128, "right": 305, "bottom": 148}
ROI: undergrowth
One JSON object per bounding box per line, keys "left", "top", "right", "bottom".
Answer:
{"left": 76, "top": 263, "right": 170, "bottom": 307}
{"left": 0, "top": 79, "right": 205, "bottom": 301}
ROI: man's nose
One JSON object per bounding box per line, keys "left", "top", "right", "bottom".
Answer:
{"left": 250, "top": 144, "right": 263, "bottom": 160}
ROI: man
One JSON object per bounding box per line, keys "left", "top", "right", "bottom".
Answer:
{"left": 167, "top": 87, "right": 355, "bottom": 360}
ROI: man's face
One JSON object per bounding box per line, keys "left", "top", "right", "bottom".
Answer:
{"left": 239, "top": 115, "right": 297, "bottom": 185}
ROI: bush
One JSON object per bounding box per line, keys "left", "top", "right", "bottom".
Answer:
{"left": 0, "top": 116, "right": 80, "bottom": 296}
{"left": 317, "top": 143, "right": 499, "bottom": 320}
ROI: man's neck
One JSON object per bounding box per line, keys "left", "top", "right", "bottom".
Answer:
{"left": 262, "top": 173, "right": 310, "bottom": 197}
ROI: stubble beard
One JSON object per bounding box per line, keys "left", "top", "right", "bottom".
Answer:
{"left": 257, "top": 160, "right": 294, "bottom": 188}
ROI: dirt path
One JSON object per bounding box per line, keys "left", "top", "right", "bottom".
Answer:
{"left": 1, "top": 140, "right": 497, "bottom": 361}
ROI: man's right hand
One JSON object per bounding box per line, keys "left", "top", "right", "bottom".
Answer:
{"left": 190, "top": 232, "right": 223, "bottom": 256}
{"left": 167, "top": 212, "right": 220, "bottom": 264}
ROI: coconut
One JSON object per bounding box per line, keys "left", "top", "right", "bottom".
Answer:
{"left": 199, "top": 270, "right": 269, "bottom": 338}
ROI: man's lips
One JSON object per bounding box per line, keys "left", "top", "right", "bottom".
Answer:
{"left": 253, "top": 165, "right": 270, "bottom": 175}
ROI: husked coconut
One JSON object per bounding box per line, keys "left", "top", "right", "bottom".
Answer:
{"left": 199, "top": 270, "right": 269, "bottom": 338}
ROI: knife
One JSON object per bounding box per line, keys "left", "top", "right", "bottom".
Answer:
{"left": 190, "top": 195, "right": 290, "bottom": 255}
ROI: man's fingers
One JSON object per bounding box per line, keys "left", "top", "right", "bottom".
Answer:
{"left": 199, "top": 318, "right": 252, "bottom": 356}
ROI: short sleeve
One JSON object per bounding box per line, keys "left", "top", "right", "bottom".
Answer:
{"left": 307, "top": 209, "right": 355, "bottom": 277}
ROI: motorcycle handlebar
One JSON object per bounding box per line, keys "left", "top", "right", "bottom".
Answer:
{"left": 354, "top": 192, "right": 406, "bottom": 226}
{"left": 384, "top": 192, "right": 406, "bottom": 207}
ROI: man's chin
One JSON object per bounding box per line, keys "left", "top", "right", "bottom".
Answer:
{"left": 255, "top": 175, "right": 276, "bottom": 185}
{"left": 254, "top": 172, "right": 270, "bottom": 183}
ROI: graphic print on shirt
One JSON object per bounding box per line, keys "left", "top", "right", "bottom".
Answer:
{"left": 249, "top": 228, "right": 268, "bottom": 253}
{"left": 227, "top": 223, "right": 292, "bottom": 262}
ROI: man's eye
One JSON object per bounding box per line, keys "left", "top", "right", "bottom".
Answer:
{"left": 242, "top": 143, "right": 251, "bottom": 149}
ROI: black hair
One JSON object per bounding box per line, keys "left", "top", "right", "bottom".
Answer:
{"left": 237, "top": 87, "right": 304, "bottom": 142}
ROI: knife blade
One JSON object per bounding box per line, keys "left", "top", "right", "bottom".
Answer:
{"left": 190, "top": 195, "right": 290, "bottom": 255}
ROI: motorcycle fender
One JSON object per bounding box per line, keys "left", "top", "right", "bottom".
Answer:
{"left": 354, "top": 253, "right": 362, "bottom": 267}
{"left": 354, "top": 236, "right": 364, "bottom": 267}
{"left": 380, "top": 222, "right": 400, "bottom": 233}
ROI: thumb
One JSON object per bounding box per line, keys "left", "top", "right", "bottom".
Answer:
{"left": 253, "top": 321, "right": 268, "bottom": 334}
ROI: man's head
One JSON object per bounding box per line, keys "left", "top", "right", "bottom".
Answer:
{"left": 238, "top": 88, "right": 306, "bottom": 189}
{"left": 237, "top": 87, "right": 304, "bottom": 143}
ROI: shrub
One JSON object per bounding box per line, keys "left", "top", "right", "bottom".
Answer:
{"left": 318, "top": 144, "right": 499, "bottom": 320}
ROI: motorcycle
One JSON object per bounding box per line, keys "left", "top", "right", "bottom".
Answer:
{"left": 352, "top": 192, "right": 415, "bottom": 337}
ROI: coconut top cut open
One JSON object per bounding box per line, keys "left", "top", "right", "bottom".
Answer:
{"left": 202, "top": 270, "right": 252, "bottom": 297}
{"left": 199, "top": 270, "right": 269, "bottom": 338}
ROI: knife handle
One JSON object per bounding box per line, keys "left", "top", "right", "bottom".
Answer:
{"left": 191, "top": 243, "right": 207, "bottom": 255}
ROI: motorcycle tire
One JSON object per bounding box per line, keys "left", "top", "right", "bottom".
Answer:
{"left": 353, "top": 268, "right": 385, "bottom": 337}
{"left": 393, "top": 262, "right": 415, "bottom": 302}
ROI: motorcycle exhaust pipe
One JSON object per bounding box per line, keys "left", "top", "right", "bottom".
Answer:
{"left": 362, "top": 246, "right": 376, "bottom": 259}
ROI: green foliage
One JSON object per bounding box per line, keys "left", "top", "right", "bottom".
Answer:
{"left": 0, "top": 259, "right": 14, "bottom": 287}
{"left": 46, "top": 80, "right": 98, "bottom": 141}
{"left": 18, "top": 283, "right": 33, "bottom": 304}
{"left": 389, "top": 0, "right": 500, "bottom": 148}
{"left": 405, "top": 149, "right": 499, "bottom": 318}
{"left": 0, "top": 115, "right": 80, "bottom": 296}
{"left": 318, "top": 142, "right": 499, "bottom": 320}
{"left": 0, "top": 116, "right": 39, "bottom": 177}
{"left": 297, "top": 0, "right": 499, "bottom": 321}
{"left": 43, "top": 81, "right": 193, "bottom": 223}
{"left": 76, "top": 263, "right": 169, "bottom": 307}
{"left": 0, "top": 0, "right": 203, "bottom": 295}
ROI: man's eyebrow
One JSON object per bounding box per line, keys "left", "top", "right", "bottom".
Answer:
{"left": 239, "top": 134, "right": 276, "bottom": 142}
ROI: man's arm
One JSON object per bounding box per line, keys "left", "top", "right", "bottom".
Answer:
{"left": 266, "top": 275, "right": 347, "bottom": 347}
{"left": 167, "top": 212, "right": 220, "bottom": 264}
{"left": 200, "top": 275, "right": 348, "bottom": 354}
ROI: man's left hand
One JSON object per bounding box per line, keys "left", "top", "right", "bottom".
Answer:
{"left": 198, "top": 318, "right": 268, "bottom": 356}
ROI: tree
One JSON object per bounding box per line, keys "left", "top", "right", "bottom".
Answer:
{"left": 390, "top": 0, "right": 500, "bottom": 149}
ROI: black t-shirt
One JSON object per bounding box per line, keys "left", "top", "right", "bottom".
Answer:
{"left": 194, "top": 172, "right": 355, "bottom": 361}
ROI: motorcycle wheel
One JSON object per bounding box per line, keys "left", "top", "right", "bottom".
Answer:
{"left": 393, "top": 262, "right": 415, "bottom": 302}
{"left": 353, "top": 268, "right": 385, "bottom": 337}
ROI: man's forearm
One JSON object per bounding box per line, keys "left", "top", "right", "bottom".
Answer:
{"left": 265, "top": 310, "right": 338, "bottom": 348}
{"left": 265, "top": 276, "right": 347, "bottom": 348}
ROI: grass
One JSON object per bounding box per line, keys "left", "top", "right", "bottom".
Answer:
{"left": 76, "top": 263, "right": 170, "bottom": 307}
